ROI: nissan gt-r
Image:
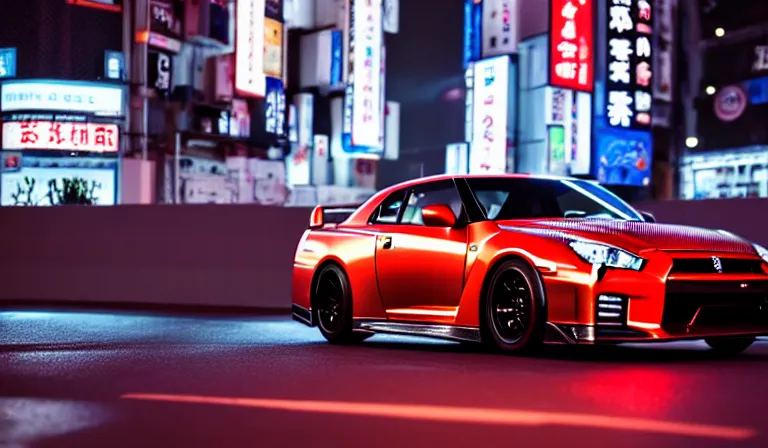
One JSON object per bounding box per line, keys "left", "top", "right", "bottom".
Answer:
{"left": 291, "top": 174, "right": 768, "bottom": 355}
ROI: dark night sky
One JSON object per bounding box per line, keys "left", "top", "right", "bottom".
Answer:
{"left": 384, "top": 0, "right": 466, "bottom": 154}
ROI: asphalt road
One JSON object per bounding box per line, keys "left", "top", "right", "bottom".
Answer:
{"left": 1, "top": 309, "right": 768, "bottom": 448}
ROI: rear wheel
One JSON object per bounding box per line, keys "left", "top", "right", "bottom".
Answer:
{"left": 704, "top": 337, "right": 755, "bottom": 356}
{"left": 313, "top": 264, "right": 370, "bottom": 344}
{"left": 482, "top": 259, "right": 547, "bottom": 355}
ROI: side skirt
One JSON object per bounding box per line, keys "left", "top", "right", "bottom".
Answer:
{"left": 353, "top": 319, "right": 481, "bottom": 343}
{"left": 292, "top": 304, "right": 313, "bottom": 327}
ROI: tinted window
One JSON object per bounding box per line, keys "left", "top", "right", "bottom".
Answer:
{"left": 372, "top": 190, "right": 405, "bottom": 224}
{"left": 466, "top": 178, "right": 643, "bottom": 221}
{"left": 401, "top": 180, "right": 464, "bottom": 226}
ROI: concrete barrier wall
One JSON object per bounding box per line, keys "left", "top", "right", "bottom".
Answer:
{"left": 0, "top": 198, "right": 766, "bottom": 311}
{"left": 0, "top": 205, "right": 313, "bottom": 310}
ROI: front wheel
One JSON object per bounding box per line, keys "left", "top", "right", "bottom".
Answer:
{"left": 482, "top": 259, "right": 547, "bottom": 355}
{"left": 313, "top": 264, "right": 370, "bottom": 345}
{"left": 704, "top": 337, "right": 755, "bottom": 356}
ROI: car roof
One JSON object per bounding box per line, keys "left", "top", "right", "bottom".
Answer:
{"left": 344, "top": 173, "right": 585, "bottom": 226}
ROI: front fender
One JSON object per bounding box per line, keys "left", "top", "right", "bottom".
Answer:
{"left": 453, "top": 227, "right": 591, "bottom": 327}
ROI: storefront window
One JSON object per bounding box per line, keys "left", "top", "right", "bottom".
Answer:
{"left": 680, "top": 147, "right": 768, "bottom": 199}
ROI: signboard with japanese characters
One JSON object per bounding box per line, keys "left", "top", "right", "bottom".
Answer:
{"left": 2, "top": 121, "right": 120, "bottom": 153}
{"left": 470, "top": 56, "right": 510, "bottom": 174}
{"left": 605, "top": 0, "right": 654, "bottom": 129}
{"left": 235, "top": 0, "right": 267, "bottom": 97}
{"left": 343, "top": 0, "right": 385, "bottom": 154}
{"left": 550, "top": 0, "right": 594, "bottom": 92}
{"left": 481, "top": 0, "right": 519, "bottom": 58}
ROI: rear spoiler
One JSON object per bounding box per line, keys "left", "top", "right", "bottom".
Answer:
{"left": 309, "top": 204, "right": 362, "bottom": 229}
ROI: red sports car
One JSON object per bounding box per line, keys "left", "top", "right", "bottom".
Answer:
{"left": 291, "top": 174, "right": 768, "bottom": 355}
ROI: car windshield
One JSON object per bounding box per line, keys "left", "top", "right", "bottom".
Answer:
{"left": 466, "top": 177, "right": 644, "bottom": 221}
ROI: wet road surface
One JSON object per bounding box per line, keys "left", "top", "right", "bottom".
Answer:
{"left": 1, "top": 309, "right": 767, "bottom": 447}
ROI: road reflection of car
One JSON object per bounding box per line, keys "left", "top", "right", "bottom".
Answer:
{"left": 291, "top": 174, "right": 768, "bottom": 356}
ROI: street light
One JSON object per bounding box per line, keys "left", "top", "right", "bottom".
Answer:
{"left": 685, "top": 137, "right": 699, "bottom": 148}
{"left": 715, "top": 27, "right": 725, "bottom": 37}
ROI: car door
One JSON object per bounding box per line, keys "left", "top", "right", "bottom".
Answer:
{"left": 372, "top": 180, "right": 469, "bottom": 319}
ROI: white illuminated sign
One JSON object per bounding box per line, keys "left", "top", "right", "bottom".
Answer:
{"left": 470, "top": 56, "right": 509, "bottom": 174}
{"left": 605, "top": 0, "right": 653, "bottom": 129}
{"left": 481, "top": 0, "right": 519, "bottom": 58}
{"left": 350, "top": 0, "right": 384, "bottom": 149}
{"left": 2, "top": 121, "right": 119, "bottom": 153}
{"left": 0, "top": 80, "right": 124, "bottom": 116}
{"left": 235, "top": 0, "right": 266, "bottom": 97}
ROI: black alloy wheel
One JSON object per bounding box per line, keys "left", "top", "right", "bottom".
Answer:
{"left": 704, "top": 337, "right": 755, "bottom": 356}
{"left": 313, "top": 264, "right": 369, "bottom": 344}
{"left": 483, "top": 259, "right": 547, "bottom": 354}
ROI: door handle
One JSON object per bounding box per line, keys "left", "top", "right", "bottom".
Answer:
{"left": 381, "top": 236, "right": 393, "bottom": 249}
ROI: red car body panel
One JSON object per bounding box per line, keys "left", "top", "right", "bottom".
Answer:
{"left": 292, "top": 174, "right": 768, "bottom": 344}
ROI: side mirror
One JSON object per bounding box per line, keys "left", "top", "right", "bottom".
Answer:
{"left": 309, "top": 206, "right": 324, "bottom": 229}
{"left": 639, "top": 211, "right": 656, "bottom": 223}
{"left": 421, "top": 204, "right": 457, "bottom": 228}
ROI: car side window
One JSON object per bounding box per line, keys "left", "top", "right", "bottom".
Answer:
{"left": 371, "top": 190, "right": 405, "bottom": 224}
{"left": 401, "top": 180, "right": 464, "bottom": 226}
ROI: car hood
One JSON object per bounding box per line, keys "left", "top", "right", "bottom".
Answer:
{"left": 497, "top": 219, "right": 757, "bottom": 255}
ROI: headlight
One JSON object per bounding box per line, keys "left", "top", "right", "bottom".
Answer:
{"left": 568, "top": 241, "right": 644, "bottom": 270}
{"left": 754, "top": 243, "right": 768, "bottom": 264}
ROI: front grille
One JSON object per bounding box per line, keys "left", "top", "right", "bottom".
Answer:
{"left": 670, "top": 258, "right": 764, "bottom": 275}
{"left": 662, "top": 281, "right": 768, "bottom": 334}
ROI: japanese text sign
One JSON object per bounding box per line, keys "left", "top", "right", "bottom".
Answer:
{"left": 550, "top": 0, "right": 594, "bottom": 92}
{"left": 470, "top": 56, "right": 509, "bottom": 174}
{"left": 349, "top": 0, "right": 384, "bottom": 149}
{"left": 235, "top": 0, "right": 266, "bottom": 97}
{"left": 1, "top": 121, "right": 120, "bottom": 153}
{"left": 605, "top": 0, "right": 653, "bottom": 129}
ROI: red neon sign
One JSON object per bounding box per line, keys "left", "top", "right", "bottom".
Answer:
{"left": 1, "top": 121, "right": 120, "bottom": 153}
{"left": 550, "top": 0, "right": 594, "bottom": 92}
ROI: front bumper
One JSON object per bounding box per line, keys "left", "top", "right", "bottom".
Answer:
{"left": 545, "top": 250, "right": 768, "bottom": 344}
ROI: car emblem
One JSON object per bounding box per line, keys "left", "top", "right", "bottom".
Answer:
{"left": 712, "top": 256, "right": 723, "bottom": 273}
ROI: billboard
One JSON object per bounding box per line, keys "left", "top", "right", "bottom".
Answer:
{"left": 235, "top": 0, "right": 266, "bottom": 97}
{"left": 1, "top": 156, "right": 117, "bottom": 206}
{"left": 0, "top": 80, "right": 124, "bottom": 116}
{"left": 481, "top": 0, "right": 519, "bottom": 58}
{"left": 593, "top": 122, "right": 653, "bottom": 187}
{"left": 604, "top": 0, "right": 654, "bottom": 129}
{"left": 264, "top": 18, "right": 284, "bottom": 79}
{"left": 2, "top": 121, "right": 119, "bottom": 153}
{"left": 550, "top": 0, "right": 594, "bottom": 92}
{"left": 463, "top": 0, "right": 482, "bottom": 68}
{"left": 470, "top": 56, "right": 510, "bottom": 174}
{"left": 349, "top": 0, "right": 384, "bottom": 149}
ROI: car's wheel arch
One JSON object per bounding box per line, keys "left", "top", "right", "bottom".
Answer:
{"left": 310, "top": 257, "right": 350, "bottom": 312}
{"left": 478, "top": 252, "right": 549, "bottom": 344}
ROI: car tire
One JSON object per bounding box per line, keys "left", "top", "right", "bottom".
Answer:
{"left": 704, "top": 337, "right": 755, "bottom": 356}
{"left": 482, "top": 259, "right": 547, "bottom": 355}
{"left": 313, "top": 264, "right": 370, "bottom": 345}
